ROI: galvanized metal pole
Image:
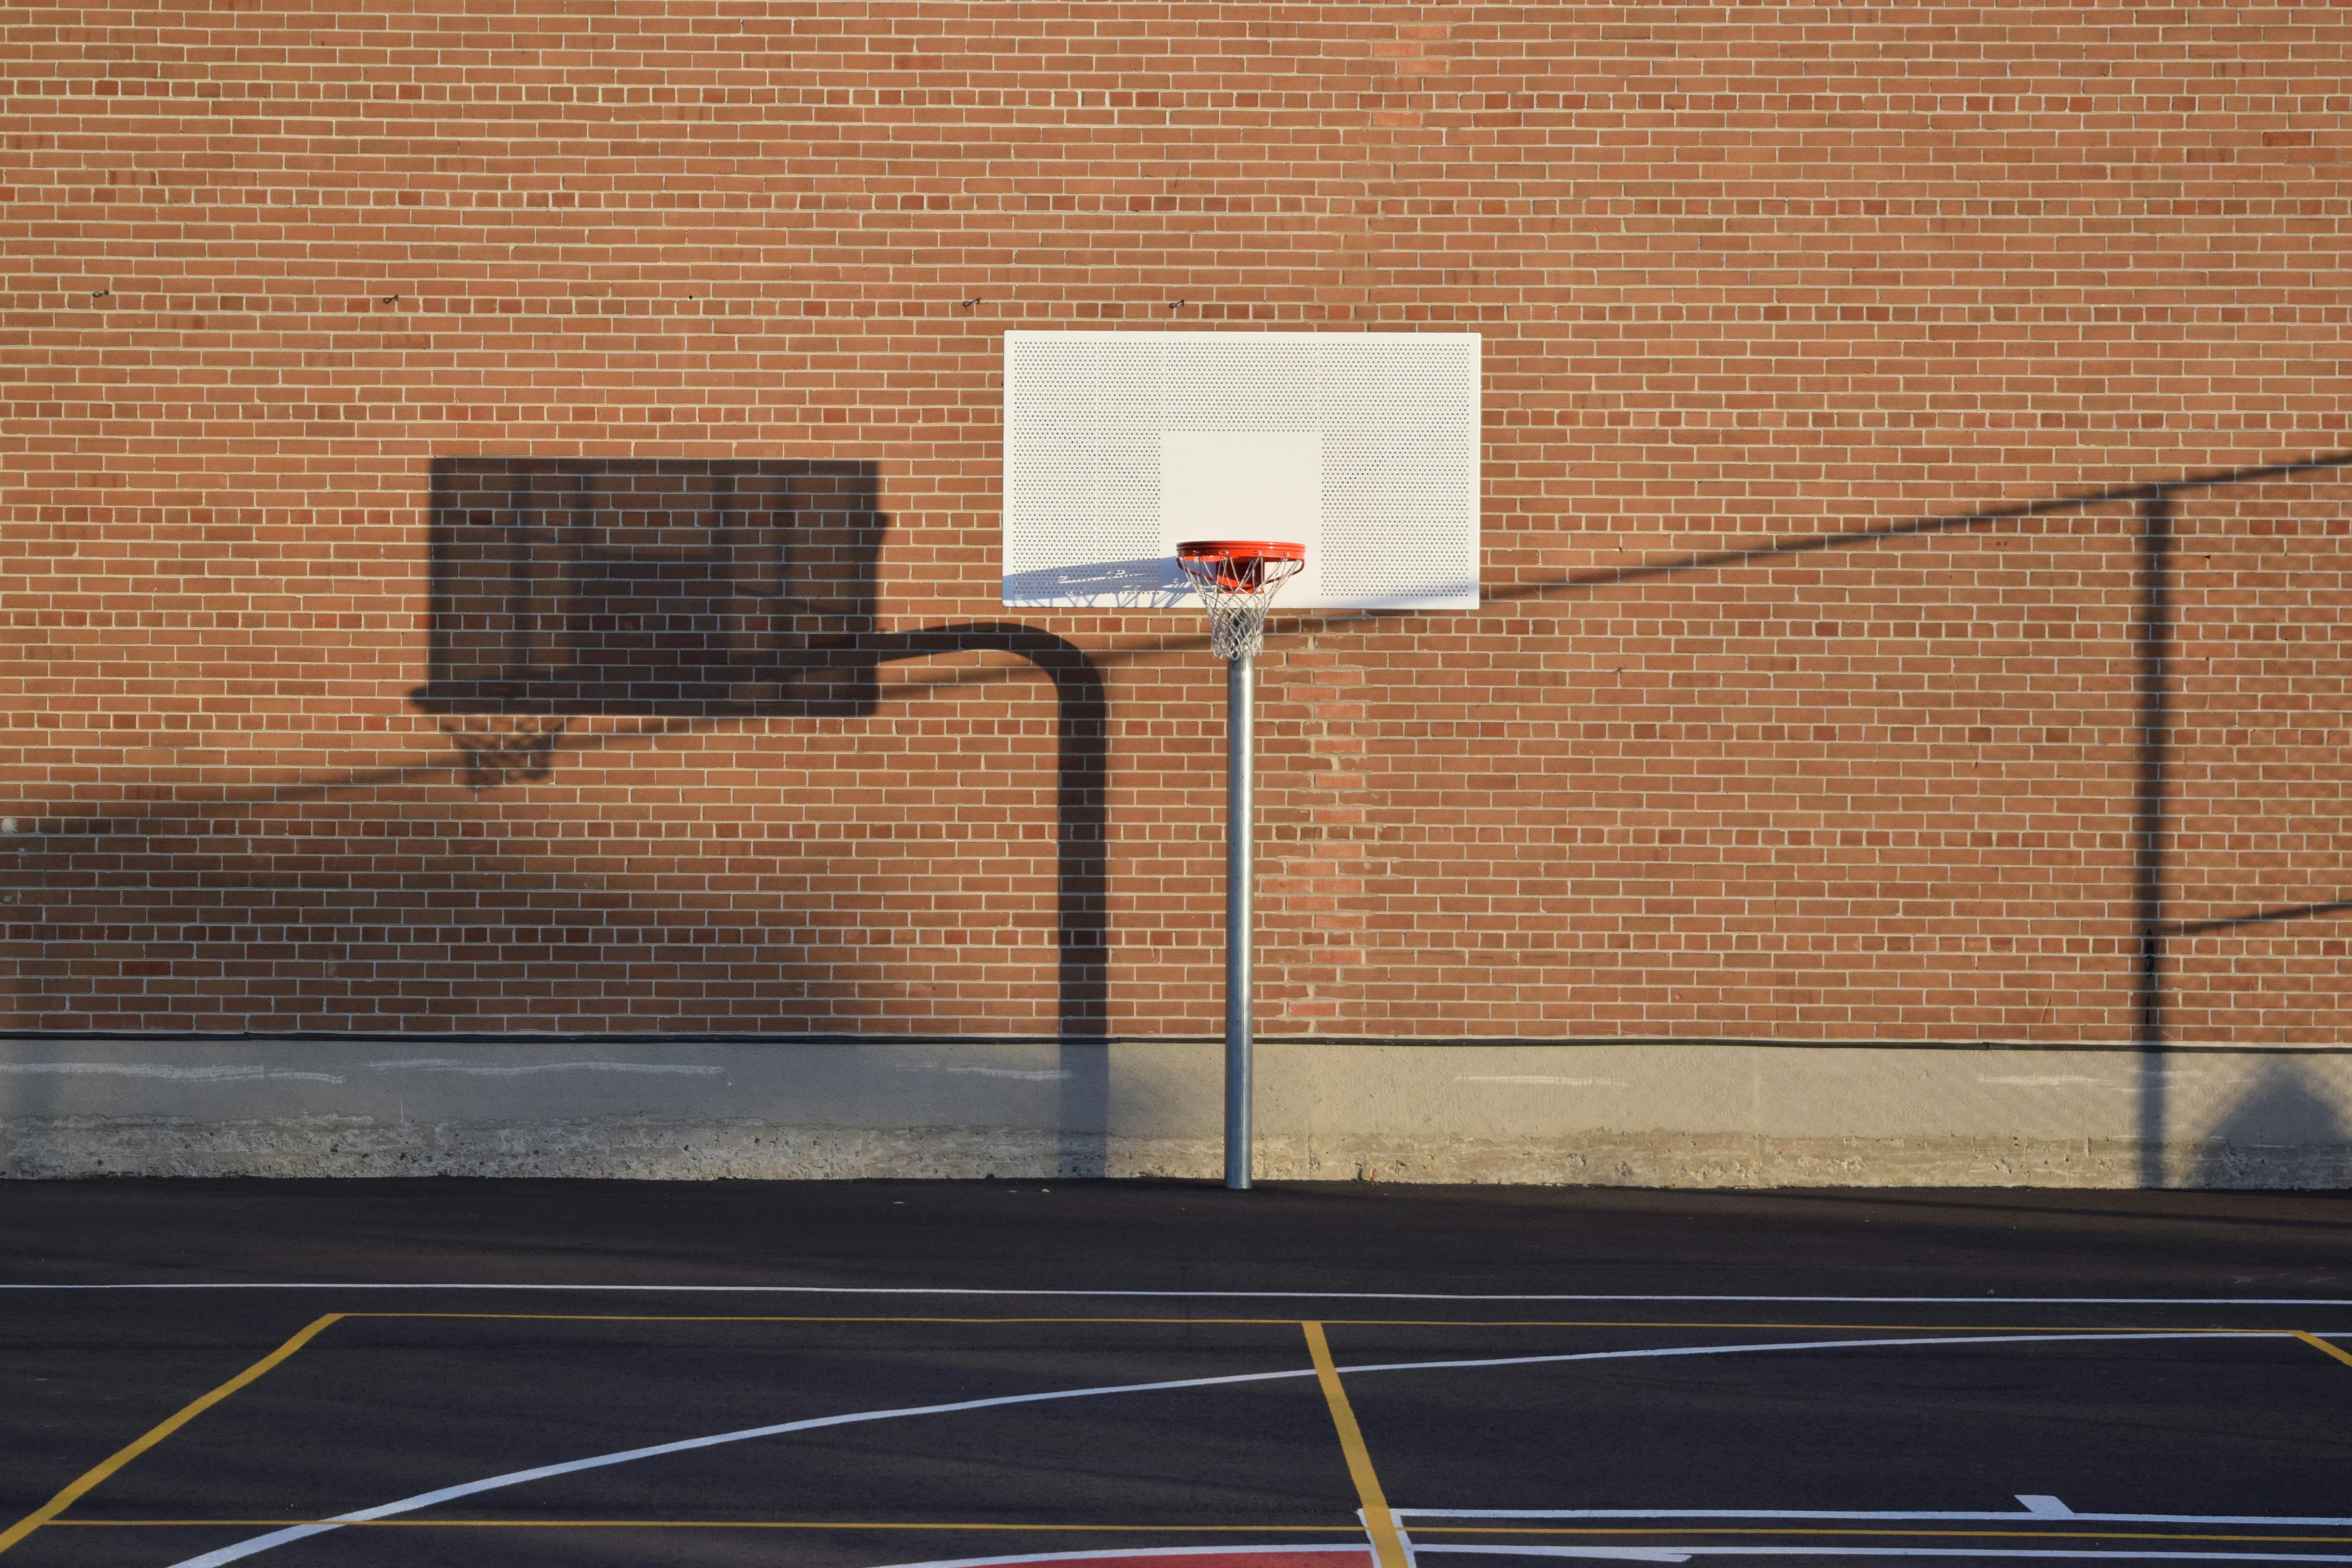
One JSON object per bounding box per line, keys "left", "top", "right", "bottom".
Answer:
{"left": 1224, "top": 648, "right": 1255, "bottom": 1191}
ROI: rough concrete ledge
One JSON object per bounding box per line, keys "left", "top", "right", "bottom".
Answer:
{"left": 6, "top": 1115, "right": 2351, "bottom": 1188}
{"left": 4, "top": 1036, "right": 2348, "bottom": 1186}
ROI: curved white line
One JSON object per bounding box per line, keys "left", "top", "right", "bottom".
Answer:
{"left": 161, "top": 1330, "right": 2287, "bottom": 1568}
{"left": 162, "top": 1365, "right": 1323, "bottom": 1568}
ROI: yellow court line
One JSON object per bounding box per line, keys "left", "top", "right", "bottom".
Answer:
{"left": 361, "top": 1313, "right": 1299, "bottom": 1325}
{"left": 1302, "top": 1322, "right": 1408, "bottom": 1568}
{"left": 0, "top": 1313, "right": 344, "bottom": 1558}
{"left": 2296, "top": 1329, "right": 2352, "bottom": 1368}
{"left": 349, "top": 1311, "right": 2300, "bottom": 1336}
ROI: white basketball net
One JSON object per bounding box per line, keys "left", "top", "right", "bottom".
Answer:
{"left": 1177, "top": 547, "right": 1306, "bottom": 661}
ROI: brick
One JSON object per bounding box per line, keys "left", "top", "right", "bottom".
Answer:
{"left": 1, "top": 2, "right": 2348, "bottom": 1045}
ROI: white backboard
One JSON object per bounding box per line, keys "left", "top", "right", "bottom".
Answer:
{"left": 1001, "top": 332, "right": 1480, "bottom": 610}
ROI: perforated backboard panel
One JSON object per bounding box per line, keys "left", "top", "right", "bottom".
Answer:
{"left": 1002, "top": 332, "right": 1479, "bottom": 610}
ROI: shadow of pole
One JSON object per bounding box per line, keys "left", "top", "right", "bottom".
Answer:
{"left": 2133, "top": 492, "right": 2175, "bottom": 1188}
{"left": 849, "top": 625, "right": 1111, "bottom": 1175}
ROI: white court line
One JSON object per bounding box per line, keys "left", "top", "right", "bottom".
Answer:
{"left": 1421, "top": 1548, "right": 2352, "bottom": 1564}
{"left": 1392, "top": 1551, "right": 1690, "bottom": 1564}
{"left": 158, "top": 1331, "right": 2287, "bottom": 1568}
{"left": 7, "top": 1283, "right": 2352, "bottom": 1307}
{"left": 1402, "top": 1552, "right": 1703, "bottom": 1561}
{"left": 1401, "top": 1509, "right": 2352, "bottom": 1530}
{"left": 1370, "top": 1552, "right": 1684, "bottom": 1564}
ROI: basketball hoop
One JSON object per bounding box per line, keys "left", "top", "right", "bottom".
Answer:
{"left": 1171, "top": 538, "right": 1307, "bottom": 1191}
{"left": 1176, "top": 539, "right": 1305, "bottom": 661}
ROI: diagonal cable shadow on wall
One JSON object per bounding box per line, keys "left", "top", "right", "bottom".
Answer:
{"left": 18, "top": 450, "right": 2351, "bottom": 1181}
{"left": 399, "top": 446, "right": 2350, "bottom": 1184}
{"left": 1413, "top": 450, "right": 2351, "bottom": 1187}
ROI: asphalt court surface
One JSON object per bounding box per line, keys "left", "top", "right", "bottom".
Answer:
{"left": 4, "top": 1180, "right": 2351, "bottom": 1566}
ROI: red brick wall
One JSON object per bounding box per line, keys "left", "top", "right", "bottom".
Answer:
{"left": 4, "top": 2, "right": 2347, "bottom": 1042}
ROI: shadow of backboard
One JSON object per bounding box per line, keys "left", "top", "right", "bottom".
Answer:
{"left": 410, "top": 458, "right": 884, "bottom": 716}
{"left": 401, "top": 458, "right": 1111, "bottom": 1075}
